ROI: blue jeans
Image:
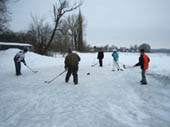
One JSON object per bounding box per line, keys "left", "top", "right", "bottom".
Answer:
{"left": 14, "top": 61, "right": 21, "bottom": 75}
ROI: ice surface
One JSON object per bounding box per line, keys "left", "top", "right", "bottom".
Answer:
{"left": 0, "top": 49, "right": 170, "bottom": 127}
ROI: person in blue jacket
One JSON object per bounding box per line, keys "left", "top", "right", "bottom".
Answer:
{"left": 112, "top": 49, "right": 121, "bottom": 71}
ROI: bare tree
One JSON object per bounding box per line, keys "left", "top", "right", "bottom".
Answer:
{"left": 67, "top": 10, "right": 86, "bottom": 51}
{"left": 0, "top": 0, "right": 9, "bottom": 33}
{"left": 43, "top": 0, "right": 82, "bottom": 54}
{"left": 138, "top": 43, "right": 151, "bottom": 53}
{"left": 67, "top": 14, "right": 78, "bottom": 50}
{"left": 76, "top": 9, "right": 84, "bottom": 51}
{"left": 27, "top": 15, "right": 52, "bottom": 54}
{"left": 0, "top": 0, "right": 19, "bottom": 33}
{"left": 55, "top": 19, "right": 72, "bottom": 52}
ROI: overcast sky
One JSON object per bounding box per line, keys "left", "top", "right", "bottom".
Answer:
{"left": 9, "top": 0, "right": 170, "bottom": 48}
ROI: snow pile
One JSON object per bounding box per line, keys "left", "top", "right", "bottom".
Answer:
{"left": 0, "top": 49, "right": 170, "bottom": 127}
{"left": 0, "top": 42, "right": 31, "bottom": 46}
{"left": 147, "top": 53, "right": 170, "bottom": 78}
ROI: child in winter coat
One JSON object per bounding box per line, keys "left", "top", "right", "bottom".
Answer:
{"left": 134, "top": 49, "right": 150, "bottom": 85}
{"left": 112, "top": 49, "right": 121, "bottom": 71}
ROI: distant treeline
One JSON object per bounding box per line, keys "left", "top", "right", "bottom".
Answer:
{"left": 151, "top": 49, "right": 170, "bottom": 53}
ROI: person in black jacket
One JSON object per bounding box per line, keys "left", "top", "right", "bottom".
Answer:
{"left": 97, "top": 48, "right": 104, "bottom": 67}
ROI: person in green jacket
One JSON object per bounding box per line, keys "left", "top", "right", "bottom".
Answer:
{"left": 64, "top": 49, "right": 81, "bottom": 85}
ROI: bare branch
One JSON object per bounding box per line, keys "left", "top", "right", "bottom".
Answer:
{"left": 53, "top": 5, "right": 57, "bottom": 21}
{"left": 62, "top": 3, "right": 82, "bottom": 15}
{"left": 44, "top": 0, "right": 83, "bottom": 53}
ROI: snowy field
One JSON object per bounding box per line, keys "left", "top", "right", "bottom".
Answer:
{"left": 0, "top": 49, "right": 170, "bottom": 127}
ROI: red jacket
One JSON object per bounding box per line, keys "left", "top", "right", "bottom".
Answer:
{"left": 135, "top": 53, "right": 150, "bottom": 70}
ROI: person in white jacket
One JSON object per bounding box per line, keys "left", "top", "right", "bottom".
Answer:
{"left": 13, "top": 49, "right": 27, "bottom": 75}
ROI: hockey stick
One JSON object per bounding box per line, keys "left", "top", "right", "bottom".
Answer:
{"left": 115, "top": 62, "right": 124, "bottom": 71}
{"left": 25, "top": 65, "right": 38, "bottom": 73}
{"left": 91, "top": 62, "right": 98, "bottom": 67}
{"left": 112, "top": 61, "right": 123, "bottom": 71}
{"left": 123, "top": 64, "right": 134, "bottom": 69}
{"left": 44, "top": 70, "right": 66, "bottom": 83}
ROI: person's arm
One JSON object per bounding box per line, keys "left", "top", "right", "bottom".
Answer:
{"left": 14, "top": 55, "right": 18, "bottom": 61}
{"left": 148, "top": 57, "right": 150, "bottom": 63}
{"left": 14, "top": 52, "right": 20, "bottom": 61}
{"left": 115, "top": 53, "right": 119, "bottom": 61}
{"left": 77, "top": 55, "right": 81, "bottom": 62}
{"left": 19, "top": 52, "right": 26, "bottom": 65}
{"left": 64, "top": 56, "right": 68, "bottom": 69}
{"left": 102, "top": 52, "right": 104, "bottom": 59}
{"left": 97, "top": 52, "right": 99, "bottom": 59}
{"left": 134, "top": 56, "right": 143, "bottom": 66}
{"left": 21, "top": 59, "right": 26, "bottom": 65}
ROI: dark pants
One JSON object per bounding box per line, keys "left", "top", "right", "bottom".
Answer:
{"left": 65, "top": 65, "right": 78, "bottom": 84}
{"left": 14, "top": 60, "right": 21, "bottom": 75}
{"left": 99, "top": 59, "right": 103, "bottom": 67}
{"left": 141, "top": 69, "right": 147, "bottom": 83}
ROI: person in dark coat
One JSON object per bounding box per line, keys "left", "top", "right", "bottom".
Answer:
{"left": 97, "top": 48, "right": 104, "bottom": 67}
{"left": 134, "top": 49, "right": 150, "bottom": 85}
{"left": 13, "top": 49, "right": 27, "bottom": 76}
{"left": 65, "top": 49, "right": 81, "bottom": 85}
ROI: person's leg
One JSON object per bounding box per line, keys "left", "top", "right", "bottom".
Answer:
{"left": 73, "top": 65, "right": 78, "bottom": 85}
{"left": 18, "top": 62, "right": 21, "bottom": 75}
{"left": 65, "top": 67, "right": 72, "bottom": 83}
{"left": 101, "top": 59, "right": 103, "bottom": 66}
{"left": 14, "top": 61, "right": 18, "bottom": 75}
{"left": 141, "top": 69, "right": 147, "bottom": 84}
{"left": 112, "top": 60, "right": 116, "bottom": 71}
{"left": 115, "top": 61, "right": 120, "bottom": 71}
{"left": 99, "top": 59, "right": 102, "bottom": 67}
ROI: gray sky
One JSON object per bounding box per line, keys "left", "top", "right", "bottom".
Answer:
{"left": 9, "top": 0, "right": 170, "bottom": 48}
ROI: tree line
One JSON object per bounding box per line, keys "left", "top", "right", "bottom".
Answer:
{"left": 91, "top": 43, "right": 151, "bottom": 53}
{"left": 0, "top": 0, "right": 89, "bottom": 55}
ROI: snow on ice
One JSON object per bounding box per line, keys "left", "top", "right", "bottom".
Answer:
{"left": 0, "top": 49, "right": 170, "bottom": 127}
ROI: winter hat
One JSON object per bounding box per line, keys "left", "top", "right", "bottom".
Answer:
{"left": 112, "top": 49, "right": 117, "bottom": 52}
{"left": 140, "top": 49, "right": 145, "bottom": 53}
{"left": 24, "top": 48, "right": 28, "bottom": 52}
{"left": 68, "top": 48, "right": 72, "bottom": 53}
